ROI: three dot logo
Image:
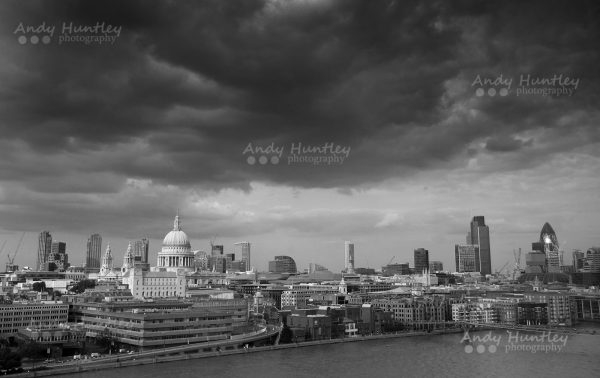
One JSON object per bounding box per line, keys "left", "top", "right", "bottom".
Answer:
{"left": 474, "top": 87, "right": 509, "bottom": 97}
{"left": 464, "top": 343, "right": 497, "bottom": 354}
{"left": 246, "top": 155, "right": 280, "bottom": 165}
{"left": 17, "top": 34, "right": 52, "bottom": 45}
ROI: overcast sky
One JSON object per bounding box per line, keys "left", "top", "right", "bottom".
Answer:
{"left": 1, "top": 0, "right": 599, "bottom": 273}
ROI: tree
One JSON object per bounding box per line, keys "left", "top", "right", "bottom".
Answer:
{"left": 0, "top": 346, "right": 21, "bottom": 370}
{"left": 69, "top": 279, "right": 96, "bottom": 294}
{"left": 17, "top": 340, "right": 46, "bottom": 359}
{"left": 279, "top": 323, "right": 293, "bottom": 344}
{"left": 32, "top": 282, "right": 46, "bottom": 293}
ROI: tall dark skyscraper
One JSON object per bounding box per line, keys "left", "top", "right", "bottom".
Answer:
{"left": 37, "top": 231, "right": 52, "bottom": 271}
{"left": 86, "top": 233, "right": 102, "bottom": 272}
{"left": 469, "top": 216, "right": 491, "bottom": 276}
{"left": 414, "top": 248, "right": 429, "bottom": 273}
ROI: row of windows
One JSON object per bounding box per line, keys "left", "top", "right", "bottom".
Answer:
{"left": 1, "top": 315, "right": 66, "bottom": 321}
{"left": 86, "top": 322, "right": 232, "bottom": 332}
{"left": 139, "top": 291, "right": 181, "bottom": 297}
{"left": 0, "top": 311, "right": 68, "bottom": 316}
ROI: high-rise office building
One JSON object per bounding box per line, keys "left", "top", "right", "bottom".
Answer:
{"left": 469, "top": 216, "right": 491, "bottom": 276}
{"left": 344, "top": 241, "right": 355, "bottom": 274}
{"left": 48, "top": 241, "right": 69, "bottom": 272}
{"left": 572, "top": 250, "right": 585, "bottom": 272}
{"left": 414, "top": 248, "right": 429, "bottom": 273}
{"left": 455, "top": 244, "right": 478, "bottom": 273}
{"left": 37, "top": 231, "right": 52, "bottom": 271}
{"left": 86, "top": 233, "right": 102, "bottom": 273}
{"left": 134, "top": 238, "right": 150, "bottom": 264}
{"left": 540, "top": 222, "right": 560, "bottom": 273}
{"left": 234, "top": 242, "right": 251, "bottom": 271}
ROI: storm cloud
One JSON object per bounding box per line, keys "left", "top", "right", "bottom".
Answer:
{"left": 0, "top": 0, "right": 599, "bottom": 270}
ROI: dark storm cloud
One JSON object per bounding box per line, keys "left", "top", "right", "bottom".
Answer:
{"left": 0, "top": 0, "right": 599, "bottom": 194}
{"left": 485, "top": 135, "right": 532, "bottom": 153}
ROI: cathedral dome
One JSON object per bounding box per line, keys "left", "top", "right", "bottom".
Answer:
{"left": 163, "top": 230, "right": 191, "bottom": 248}
{"left": 161, "top": 214, "right": 192, "bottom": 254}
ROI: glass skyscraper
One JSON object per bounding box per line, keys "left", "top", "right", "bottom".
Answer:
{"left": 234, "top": 241, "right": 251, "bottom": 271}
{"left": 540, "top": 222, "right": 560, "bottom": 272}
{"left": 37, "top": 231, "right": 52, "bottom": 271}
{"left": 469, "top": 216, "right": 491, "bottom": 276}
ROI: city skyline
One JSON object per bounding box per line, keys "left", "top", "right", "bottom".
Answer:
{"left": 0, "top": 1, "right": 599, "bottom": 273}
{"left": 0, "top": 213, "right": 593, "bottom": 274}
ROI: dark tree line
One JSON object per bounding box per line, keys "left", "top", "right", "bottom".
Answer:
{"left": 69, "top": 279, "right": 96, "bottom": 294}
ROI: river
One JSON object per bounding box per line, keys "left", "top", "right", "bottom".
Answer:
{"left": 52, "top": 328, "right": 600, "bottom": 378}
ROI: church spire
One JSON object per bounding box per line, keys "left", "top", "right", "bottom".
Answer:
{"left": 123, "top": 242, "right": 134, "bottom": 272}
{"left": 100, "top": 244, "right": 113, "bottom": 275}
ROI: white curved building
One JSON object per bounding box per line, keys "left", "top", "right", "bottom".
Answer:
{"left": 156, "top": 214, "right": 195, "bottom": 273}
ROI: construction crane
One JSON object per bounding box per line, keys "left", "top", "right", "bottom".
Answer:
{"left": 495, "top": 261, "right": 509, "bottom": 277}
{"left": 6, "top": 232, "right": 25, "bottom": 273}
{"left": 512, "top": 248, "right": 522, "bottom": 281}
{"left": 387, "top": 256, "right": 396, "bottom": 265}
{"left": 0, "top": 240, "right": 7, "bottom": 272}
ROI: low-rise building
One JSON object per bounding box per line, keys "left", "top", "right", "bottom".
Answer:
{"left": 517, "top": 302, "right": 548, "bottom": 325}
{"left": 523, "top": 292, "right": 572, "bottom": 325}
{"left": 372, "top": 296, "right": 447, "bottom": 330}
{"left": 287, "top": 309, "right": 332, "bottom": 341}
{"left": 121, "top": 267, "right": 187, "bottom": 299}
{"left": 0, "top": 302, "right": 69, "bottom": 338}
{"left": 80, "top": 298, "right": 248, "bottom": 350}
{"left": 452, "top": 301, "right": 497, "bottom": 324}
{"left": 280, "top": 285, "right": 339, "bottom": 309}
